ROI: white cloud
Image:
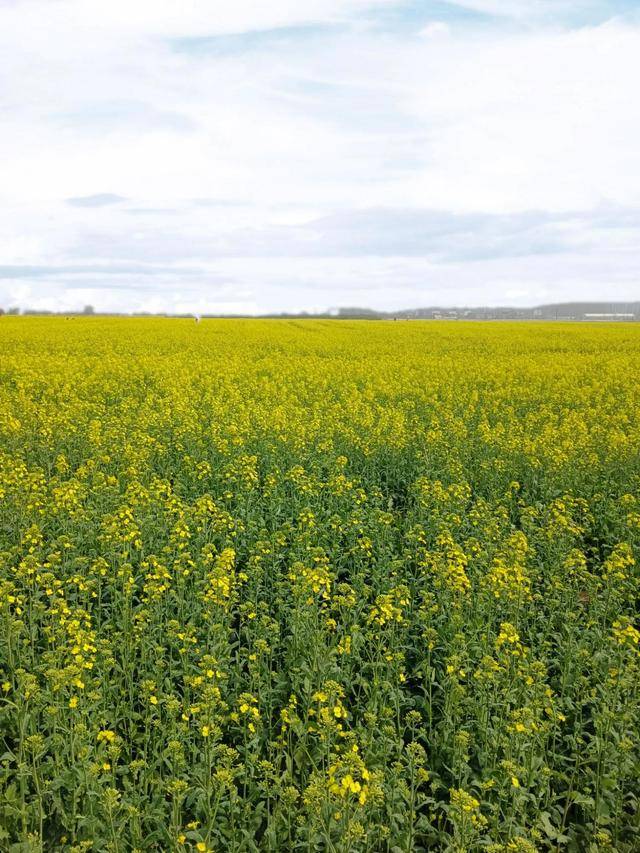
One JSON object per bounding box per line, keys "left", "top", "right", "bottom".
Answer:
{"left": 399, "top": 21, "right": 640, "bottom": 212}
{"left": 0, "top": 0, "right": 638, "bottom": 311}
{"left": 419, "top": 22, "right": 451, "bottom": 38}
{"left": 439, "top": 1, "right": 599, "bottom": 21}
{"left": 0, "top": 0, "right": 401, "bottom": 41}
{"left": 3, "top": 249, "right": 638, "bottom": 315}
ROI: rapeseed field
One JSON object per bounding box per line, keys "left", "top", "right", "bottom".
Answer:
{"left": 0, "top": 317, "right": 639, "bottom": 852}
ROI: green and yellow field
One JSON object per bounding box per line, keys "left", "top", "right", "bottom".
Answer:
{"left": 1, "top": 318, "right": 639, "bottom": 851}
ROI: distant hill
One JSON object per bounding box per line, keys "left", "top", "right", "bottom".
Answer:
{"left": 6, "top": 302, "right": 640, "bottom": 320}
{"left": 335, "top": 302, "right": 640, "bottom": 321}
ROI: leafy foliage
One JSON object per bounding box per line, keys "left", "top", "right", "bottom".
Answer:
{"left": 0, "top": 317, "right": 639, "bottom": 851}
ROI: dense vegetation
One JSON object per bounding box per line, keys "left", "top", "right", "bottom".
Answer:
{"left": 1, "top": 318, "right": 639, "bottom": 851}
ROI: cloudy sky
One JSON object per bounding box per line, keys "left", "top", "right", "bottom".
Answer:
{"left": 1, "top": 0, "right": 639, "bottom": 314}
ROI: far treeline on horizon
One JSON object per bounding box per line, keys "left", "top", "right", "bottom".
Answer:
{"left": 1, "top": 301, "right": 639, "bottom": 321}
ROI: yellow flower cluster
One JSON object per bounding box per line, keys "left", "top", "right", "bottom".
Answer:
{"left": 202, "top": 547, "right": 236, "bottom": 610}
{"left": 423, "top": 531, "right": 471, "bottom": 599}
{"left": 495, "top": 623, "right": 526, "bottom": 658}
{"left": 603, "top": 543, "right": 635, "bottom": 584}
{"left": 368, "top": 585, "right": 410, "bottom": 626}
{"left": 289, "top": 554, "right": 333, "bottom": 603}
{"left": 325, "top": 746, "right": 373, "bottom": 807}
{"left": 612, "top": 618, "right": 640, "bottom": 651}
{"left": 1, "top": 317, "right": 639, "bottom": 851}
{"left": 449, "top": 787, "right": 487, "bottom": 828}
{"left": 484, "top": 532, "right": 531, "bottom": 602}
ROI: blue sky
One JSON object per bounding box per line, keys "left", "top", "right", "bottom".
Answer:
{"left": 1, "top": 0, "right": 639, "bottom": 313}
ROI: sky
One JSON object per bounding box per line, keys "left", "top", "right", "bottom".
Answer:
{"left": 1, "top": 0, "right": 640, "bottom": 314}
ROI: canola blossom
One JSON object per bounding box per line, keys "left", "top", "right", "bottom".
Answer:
{"left": 0, "top": 317, "right": 639, "bottom": 851}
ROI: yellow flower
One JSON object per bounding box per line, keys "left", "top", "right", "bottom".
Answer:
{"left": 97, "top": 729, "right": 116, "bottom": 743}
{"left": 612, "top": 618, "right": 640, "bottom": 649}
